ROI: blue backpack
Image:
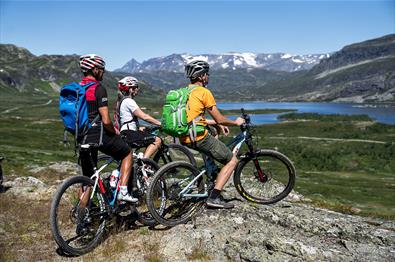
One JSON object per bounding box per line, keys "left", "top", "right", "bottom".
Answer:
{"left": 59, "top": 82, "right": 97, "bottom": 138}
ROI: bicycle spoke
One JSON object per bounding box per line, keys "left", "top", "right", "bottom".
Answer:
{"left": 234, "top": 151, "right": 295, "bottom": 204}
{"left": 50, "top": 176, "right": 108, "bottom": 255}
{"left": 147, "top": 161, "right": 203, "bottom": 226}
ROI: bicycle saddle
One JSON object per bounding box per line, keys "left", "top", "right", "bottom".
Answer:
{"left": 125, "top": 136, "right": 156, "bottom": 149}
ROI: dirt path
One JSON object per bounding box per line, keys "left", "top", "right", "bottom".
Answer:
{"left": 268, "top": 136, "right": 387, "bottom": 144}
{"left": 0, "top": 99, "right": 53, "bottom": 115}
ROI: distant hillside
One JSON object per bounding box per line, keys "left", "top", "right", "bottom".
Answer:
{"left": 265, "top": 34, "right": 395, "bottom": 102}
{"left": 1, "top": 34, "right": 394, "bottom": 103}
{"left": 0, "top": 44, "right": 164, "bottom": 105}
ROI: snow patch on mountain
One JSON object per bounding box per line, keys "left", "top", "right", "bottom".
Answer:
{"left": 281, "top": 53, "right": 292, "bottom": 59}
{"left": 116, "top": 52, "right": 331, "bottom": 73}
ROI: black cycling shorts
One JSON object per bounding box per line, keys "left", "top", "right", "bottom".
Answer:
{"left": 79, "top": 126, "right": 130, "bottom": 177}
{"left": 120, "top": 129, "right": 155, "bottom": 148}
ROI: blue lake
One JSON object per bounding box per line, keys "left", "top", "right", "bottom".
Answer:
{"left": 216, "top": 102, "right": 395, "bottom": 125}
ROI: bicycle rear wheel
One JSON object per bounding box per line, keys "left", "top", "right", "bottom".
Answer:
{"left": 154, "top": 143, "right": 197, "bottom": 167}
{"left": 146, "top": 161, "right": 204, "bottom": 227}
{"left": 234, "top": 150, "right": 296, "bottom": 204}
{"left": 50, "top": 175, "right": 109, "bottom": 255}
{"left": 133, "top": 158, "right": 160, "bottom": 226}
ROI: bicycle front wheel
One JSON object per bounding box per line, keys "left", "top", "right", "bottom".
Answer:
{"left": 50, "top": 176, "right": 109, "bottom": 255}
{"left": 146, "top": 161, "right": 204, "bottom": 227}
{"left": 234, "top": 150, "right": 296, "bottom": 205}
{"left": 154, "top": 143, "right": 197, "bottom": 167}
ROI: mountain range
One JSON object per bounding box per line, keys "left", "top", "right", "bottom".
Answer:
{"left": 116, "top": 52, "right": 330, "bottom": 73}
{"left": 0, "top": 34, "right": 394, "bottom": 103}
{"left": 0, "top": 44, "right": 164, "bottom": 104}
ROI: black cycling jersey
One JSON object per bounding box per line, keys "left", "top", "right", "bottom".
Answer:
{"left": 78, "top": 78, "right": 130, "bottom": 177}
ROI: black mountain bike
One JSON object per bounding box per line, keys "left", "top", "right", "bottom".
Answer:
{"left": 146, "top": 109, "right": 296, "bottom": 227}
{"left": 50, "top": 144, "right": 159, "bottom": 255}
{"left": 126, "top": 126, "right": 197, "bottom": 167}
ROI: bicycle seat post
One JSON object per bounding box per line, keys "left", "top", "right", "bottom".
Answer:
{"left": 80, "top": 144, "right": 99, "bottom": 173}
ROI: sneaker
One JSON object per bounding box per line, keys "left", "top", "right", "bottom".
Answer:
{"left": 118, "top": 192, "right": 138, "bottom": 203}
{"left": 206, "top": 196, "right": 234, "bottom": 209}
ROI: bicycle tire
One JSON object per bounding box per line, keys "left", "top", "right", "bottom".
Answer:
{"left": 154, "top": 143, "right": 197, "bottom": 167}
{"left": 233, "top": 149, "right": 296, "bottom": 205}
{"left": 146, "top": 161, "right": 204, "bottom": 227}
{"left": 50, "top": 175, "right": 109, "bottom": 255}
{"left": 133, "top": 158, "right": 160, "bottom": 226}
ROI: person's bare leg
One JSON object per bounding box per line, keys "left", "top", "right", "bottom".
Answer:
{"left": 143, "top": 137, "right": 161, "bottom": 158}
{"left": 119, "top": 152, "right": 133, "bottom": 186}
{"left": 79, "top": 186, "right": 91, "bottom": 208}
{"left": 214, "top": 155, "right": 238, "bottom": 190}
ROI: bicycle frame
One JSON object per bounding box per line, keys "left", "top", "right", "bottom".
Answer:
{"left": 177, "top": 109, "right": 265, "bottom": 199}
{"left": 179, "top": 170, "right": 208, "bottom": 198}
{"left": 88, "top": 156, "right": 119, "bottom": 207}
{"left": 88, "top": 150, "right": 152, "bottom": 207}
{"left": 178, "top": 131, "right": 247, "bottom": 199}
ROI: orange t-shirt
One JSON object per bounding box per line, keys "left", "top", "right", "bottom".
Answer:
{"left": 180, "top": 85, "right": 217, "bottom": 143}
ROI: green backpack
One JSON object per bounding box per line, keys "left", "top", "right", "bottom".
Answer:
{"left": 161, "top": 85, "right": 205, "bottom": 139}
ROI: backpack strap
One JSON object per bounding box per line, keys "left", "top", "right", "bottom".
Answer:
{"left": 117, "top": 97, "right": 139, "bottom": 131}
{"left": 74, "top": 82, "right": 98, "bottom": 153}
{"left": 75, "top": 82, "right": 96, "bottom": 139}
{"left": 115, "top": 97, "right": 126, "bottom": 132}
{"left": 185, "top": 85, "right": 205, "bottom": 144}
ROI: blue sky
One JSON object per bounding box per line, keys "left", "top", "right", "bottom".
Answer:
{"left": 1, "top": 0, "right": 394, "bottom": 70}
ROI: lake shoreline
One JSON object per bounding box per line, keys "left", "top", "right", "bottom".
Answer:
{"left": 217, "top": 101, "right": 395, "bottom": 125}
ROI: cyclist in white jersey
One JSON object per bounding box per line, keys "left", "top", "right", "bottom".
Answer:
{"left": 116, "top": 76, "right": 161, "bottom": 158}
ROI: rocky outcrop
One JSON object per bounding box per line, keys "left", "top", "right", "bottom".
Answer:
{"left": 2, "top": 162, "right": 394, "bottom": 261}
{"left": 151, "top": 189, "right": 395, "bottom": 262}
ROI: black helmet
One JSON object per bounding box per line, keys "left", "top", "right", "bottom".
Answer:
{"left": 185, "top": 60, "right": 209, "bottom": 79}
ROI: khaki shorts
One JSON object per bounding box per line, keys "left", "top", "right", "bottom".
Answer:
{"left": 185, "top": 133, "right": 233, "bottom": 165}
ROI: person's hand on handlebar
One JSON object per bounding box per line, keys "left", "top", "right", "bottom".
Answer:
{"left": 235, "top": 117, "right": 245, "bottom": 126}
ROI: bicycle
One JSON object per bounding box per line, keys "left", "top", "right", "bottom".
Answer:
{"left": 127, "top": 126, "right": 197, "bottom": 167}
{"left": 146, "top": 109, "right": 296, "bottom": 227}
{"left": 50, "top": 144, "right": 160, "bottom": 255}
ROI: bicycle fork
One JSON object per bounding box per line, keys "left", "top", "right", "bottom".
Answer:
{"left": 252, "top": 158, "right": 268, "bottom": 183}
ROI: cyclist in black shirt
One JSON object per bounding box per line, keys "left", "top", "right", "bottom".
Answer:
{"left": 78, "top": 54, "right": 137, "bottom": 202}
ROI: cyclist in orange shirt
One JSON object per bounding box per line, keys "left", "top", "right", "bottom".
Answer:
{"left": 181, "top": 60, "right": 245, "bottom": 209}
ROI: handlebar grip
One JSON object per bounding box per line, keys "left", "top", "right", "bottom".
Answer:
{"left": 240, "top": 108, "right": 251, "bottom": 125}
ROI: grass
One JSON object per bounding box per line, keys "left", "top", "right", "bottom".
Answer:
{"left": 0, "top": 194, "right": 54, "bottom": 262}
{"left": 223, "top": 115, "right": 395, "bottom": 219}
{"left": 296, "top": 170, "right": 395, "bottom": 219}
{"left": 188, "top": 247, "right": 211, "bottom": 261}
{"left": 187, "top": 240, "right": 211, "bottom": 261}
{"left": 0, "top": 92, "right": 394, "bottom": 219}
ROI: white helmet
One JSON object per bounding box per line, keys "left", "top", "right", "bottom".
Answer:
{"left": 118, "top": 76, "right": 139, "bottom": 92}
{"left": 79, "top": 54, "right": 106, "bottom": 73}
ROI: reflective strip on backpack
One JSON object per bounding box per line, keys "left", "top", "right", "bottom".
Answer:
{"left": 172, "top": 113, "right": 176, "bottom": 130}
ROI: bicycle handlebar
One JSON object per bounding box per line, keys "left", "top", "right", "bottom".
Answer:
{"left": 240, "top": 108, "right": 251, "bottom": 130}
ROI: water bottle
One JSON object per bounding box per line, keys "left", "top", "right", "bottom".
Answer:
{"left": 109, "top": 169, "right": 120, "bottom": 188}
